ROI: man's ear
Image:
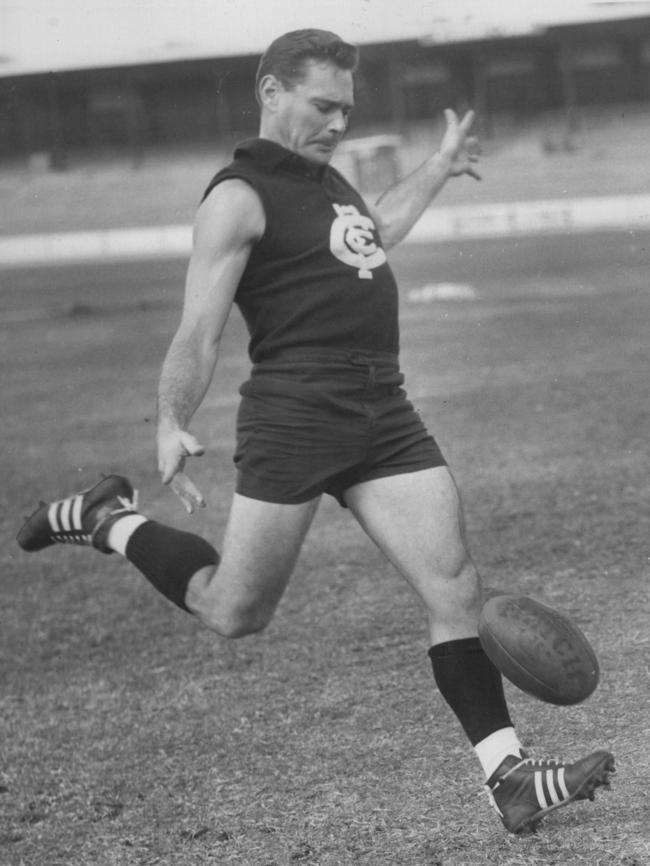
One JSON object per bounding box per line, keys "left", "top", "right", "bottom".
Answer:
{"left": 258, "top": 74, "right": 283, "bottom": 110}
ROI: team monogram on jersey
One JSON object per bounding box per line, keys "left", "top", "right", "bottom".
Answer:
{"left": 329, "top": 203, "right": 387, "bottom": 279}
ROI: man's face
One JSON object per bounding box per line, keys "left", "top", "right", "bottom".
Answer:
{"left": 272, "top": 60, "right": 355, "bottom": 165}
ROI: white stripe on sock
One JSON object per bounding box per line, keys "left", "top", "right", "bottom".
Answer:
{"left": 534, "top": 771, "right": 548, "bottom": 809}
{"left": 474, "top": 727, "right": 524, "bottom": 779}
{"left": 105, "top": 514, "right": 148, "bottom": 556}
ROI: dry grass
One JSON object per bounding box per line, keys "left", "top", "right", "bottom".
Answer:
{"left": 1, "top": 232, "right": 649, "bottom": 865}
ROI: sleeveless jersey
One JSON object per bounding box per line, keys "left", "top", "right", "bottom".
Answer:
{"left": 202, "top": 138, "right": 400, "bottom": 363}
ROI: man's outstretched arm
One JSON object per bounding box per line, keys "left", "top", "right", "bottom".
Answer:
{"left": 157, "top": 179, "right": 264, "bottom": 513}
{"left": 368, "top": 109, "right": 481, "bottom": 250}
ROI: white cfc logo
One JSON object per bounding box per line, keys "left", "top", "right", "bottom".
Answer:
{"left": 329, "top": 203, "right": 387, "bottom": 279}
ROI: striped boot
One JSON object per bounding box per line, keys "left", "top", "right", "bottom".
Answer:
{"left": 486, "top": 750, "right": 615, "bottom": 834}
{"left": 17, "top": 475, "right": 138, "bottom": 555}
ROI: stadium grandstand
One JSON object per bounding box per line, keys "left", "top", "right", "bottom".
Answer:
{"left": 2, "top": 2, "right": 650, "bottom": 170}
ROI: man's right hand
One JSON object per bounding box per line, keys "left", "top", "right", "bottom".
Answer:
{"left": 157, "top": 428, "right": 207, "bottom": 513}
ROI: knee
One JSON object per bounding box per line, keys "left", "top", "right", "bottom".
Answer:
{"left": 436, "top": 542, "right": 475, "bottom": 585}
{"left": 195, "top": 601, "right": 274, "bottom": 639}
{"left": 185, "top": 571, "right": 279, "bottom": 638}
{"left": 429, "top": 547, "right": 481, "bottom": 611}
{"left": 219, "top": 611, "right": 271, "bottom": 639}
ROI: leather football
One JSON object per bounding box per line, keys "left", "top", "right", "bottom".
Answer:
{"left": 478, "top": 594, "right": 600, "bottom": 705}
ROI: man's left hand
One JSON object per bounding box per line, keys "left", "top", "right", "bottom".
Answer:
{"left": 440, "top": 108, "right": 482, "bottom": 181}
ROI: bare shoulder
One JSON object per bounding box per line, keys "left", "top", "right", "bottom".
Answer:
{"left": 196, "top": 178, "right": 265, "bottom": 247}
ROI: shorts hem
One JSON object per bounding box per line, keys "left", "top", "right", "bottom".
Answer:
{"left": 235, "top": 476, "right": 323, "bottom": 505}
{"left": 334, "top": 456, "right": 447, "bottom": 507}
{"left": 343, "top": 455, "right": 447, "bottom": 490}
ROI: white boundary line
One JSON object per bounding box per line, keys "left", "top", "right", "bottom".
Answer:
{"left": 0, "top": 224, "right": 192, "bottom": 269}
{"left": 2, "top": 195, "right": 650, "bottom": 268}
{"left": 405, "top": 194, "right": 650, "bottom": 243}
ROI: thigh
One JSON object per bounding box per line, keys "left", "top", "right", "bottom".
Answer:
{"left": 200, "top": 492, "right": 321, "bottom": 617}
{"left": 344, "top": 467, "right": 479, "bottom": 609}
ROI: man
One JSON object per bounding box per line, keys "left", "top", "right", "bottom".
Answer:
{"left": 17, "top": 30, "right": 613, "bottom": 834}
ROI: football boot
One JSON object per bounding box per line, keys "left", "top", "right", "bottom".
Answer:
{"left": 486, "top": 750, "right": 615, "bottom": 834}
{"left": 17, "top": 474, "right": 138, "bottom": 554}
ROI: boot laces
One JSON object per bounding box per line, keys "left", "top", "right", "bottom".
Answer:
{"left": 520, "top": 756, "right": 563, "bottom": 769}
{"left": 115, "top": 490, "right": 139, "bottom": 512}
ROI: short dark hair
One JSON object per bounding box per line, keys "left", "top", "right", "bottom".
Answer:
{"left": 255, "top": 29, "right": 359, "bottom": 102}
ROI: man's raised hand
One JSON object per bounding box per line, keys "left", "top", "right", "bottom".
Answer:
{"left": 440, "top": 108, "right": 482, "bottom": 181}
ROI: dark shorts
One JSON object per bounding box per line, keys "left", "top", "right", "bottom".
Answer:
{"left": 233, "top": 350, "right": 446, "bottom": 506}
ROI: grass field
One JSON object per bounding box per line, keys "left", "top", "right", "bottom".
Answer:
{"left": 1, "top": 232, "right": 649, "bottom": 866}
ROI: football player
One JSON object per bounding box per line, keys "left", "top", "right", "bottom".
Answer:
{"left": 18, "top": 29, "right": 614, "bottom": 833}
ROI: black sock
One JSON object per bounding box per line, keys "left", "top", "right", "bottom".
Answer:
{"left": 429, "top": 637, "right": 513, "bottom": 746}
{"left": 124, "top": 521, "right": 220, "bottom": 612}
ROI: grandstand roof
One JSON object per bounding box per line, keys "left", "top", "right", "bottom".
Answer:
{"left": 3, "top": 0, "right": 650, "bottom": 78}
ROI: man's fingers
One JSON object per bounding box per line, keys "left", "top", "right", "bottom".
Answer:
{"left": 444, "top": 108, "right": 475, "bottom": 136}
{"left": 160, "top": 466, "right": 175, "bottom": 485}
{"left": 444, "top": 107, "right": 458, "bottom": 127}
{"left": 159, "top": 454, "right": 184, "bottom": 485}
{"left": 458, "top": 109, "right": 476, "bottom": 135}
{"left": 158, "top": 430, "right": 205, "bottom": 484}
{"left": 170, "top": 472, "right": 206, "bottom": 514}
{"left": 179, "top": 432, "right": 205, "bottom": 457}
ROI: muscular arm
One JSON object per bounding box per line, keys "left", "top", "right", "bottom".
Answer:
{"left": 156, "top": 179, "right": 264, "bottom": 503}
{"left": 368, "top": 109, "right": 480, "bottom": 250}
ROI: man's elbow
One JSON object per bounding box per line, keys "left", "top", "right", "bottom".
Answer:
{"left": 377, "top": 222, "right": 406, "bottom": 251}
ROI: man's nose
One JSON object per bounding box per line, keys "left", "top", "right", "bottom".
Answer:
{"left": 328, "top": 109, "right": 348, "bottom": 135}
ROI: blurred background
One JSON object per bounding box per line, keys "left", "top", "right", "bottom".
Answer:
{"left": 2, "top": 0, "right": 650, "bottom": 236}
